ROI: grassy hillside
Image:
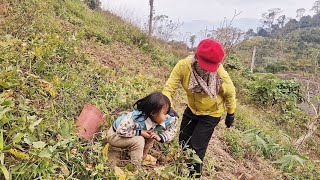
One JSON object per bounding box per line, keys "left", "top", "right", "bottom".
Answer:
{"left": 0, "top": 0, "right": 184, "bottom": 179}
{"left": 1, "top": 0, "right": 320, "bottom": 179}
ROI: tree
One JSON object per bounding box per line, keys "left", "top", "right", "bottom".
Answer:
{"left": 277, "top": 15, "right": 286, "bottom": 28}
{"left": 208, "top": 10, "right": 244, "bottom": 55}
{"left": 152, "top": 15, "right": 183, "bottom": 41}
{"left": 261, "top": 8, "right": 283, "bottom": 31}
{"left": 210, "top": 27, "right": 244, "bottom": 55}
{"left": 283, "top": 19, "right": 299, "bottom": 32}
{"left": 148, "top": 0, "right": 154, "bottom": 36}
{"left": 257, "top": 27, "right": 269, "bottom": 37}
{"left": 189, "top": 35, "right": 196, "bottom": 50}
{"left": 300, "top": 15, "right": 313, "bottom": 28}
{"left": 311, "top": 0, "right": 320, "bottom": 14}
{"left": 84, "top": 0, "right": 101, "bottom": 10}
{"left": 311, "top": 13, "right": 320, "bottom": 26}
{"left": 296, "top": 8, "right": 306, "bottom": 20}
{"left": 244, "top": 28, "right": 256, "bottom": 40}
{"left": 295, "top": 78, "right": 320, "bottom": 148}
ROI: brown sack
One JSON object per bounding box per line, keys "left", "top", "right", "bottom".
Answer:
{"left": 76, "top": 103, "right": 105, "bottom": 140}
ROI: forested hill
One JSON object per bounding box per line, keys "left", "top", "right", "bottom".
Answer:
{"left": 237, "top": 8, "right": 320, "bottom": 74}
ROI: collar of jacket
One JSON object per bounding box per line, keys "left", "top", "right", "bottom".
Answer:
{"left": 145, "top": 117, "right": 166, "bottom": 130}
{"left": 132, "top": 110, "right": 166, "bottom": 129}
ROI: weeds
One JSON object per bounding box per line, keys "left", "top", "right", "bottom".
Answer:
{"left": 0, "top": 0, "right": 181, "bottom": 179}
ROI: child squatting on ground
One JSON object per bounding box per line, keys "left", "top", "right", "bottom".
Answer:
{"left": 105, "top": 91, "right": 178, "bottom": 165}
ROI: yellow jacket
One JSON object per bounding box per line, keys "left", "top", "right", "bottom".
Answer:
{"left": 163, "top": 56, "right": 236, "bottom": 118}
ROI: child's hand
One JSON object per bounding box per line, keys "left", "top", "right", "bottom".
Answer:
{"left": 150, "top": 132, "right": 161, "bottom": 142}
{"left": 141, "top": 130, "right": 151, "bottom": 138}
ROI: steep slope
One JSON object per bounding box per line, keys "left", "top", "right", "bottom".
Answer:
{"left": 1, "top": 0, "right": 319, "bottom": 179}
{"left": 0, "top": 0, "right": 182, "bottom": 179}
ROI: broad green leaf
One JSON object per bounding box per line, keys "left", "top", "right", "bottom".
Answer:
{"left": 124, "top": 163, "right": 135, "bottom": 172}
{"left": 95, "top": 164, "right": 104, "bottom": 172}
{"left": 28, "top": 118, "right": 43, "bottom": 132}
{"left": 1, "top": 100, "right": 14, "bottom": 107}
{"left": 255, "top": 134, "right": 268, "bottom": 152}
{"left": 0, "top": 107, "right": 11, "bottom": 120}
{"left": 54, "top": 136, "right": 74, "bottom": 148}
{"left": 0, "top": 81, "right": 10, "bottom": 89}
{"left": 38, "top": 149, "right": 51, "bottom": 158}
{"left": 164, "top": 165, "right": 176, "bottom": 172}
{"left": 273, "top": 154, "right": 307, "bottom": 171}
{"left": 0, "top": 130, "right": 3, "bottom": 151}
{"left": 23, "top": 136, "right": 31, "bottom": 146}
{"left": 293, "top": 154, "right": 307, "bottom": 165}
{"left": 12, "top": 133, "right": 25, "bottom": 145}
{"left": 0, "top": 116, "right": 10, "bottom": 127}
{"left": 0, "top": 153, "right": 4, "bottom": 165}
{"left": 0, "top": 165, "right": 9, "bottom": 180}
{"left": 32, "top": 141, "right": 46, "bottom": 149}
{"left": 191, "top": 153, "right": 202, "bottom": 164}
{"left": 48, "top": 146, "right": 56, "bottom": 153}
{"left": 9, "top": 149, "right": 29, "bottom": 160}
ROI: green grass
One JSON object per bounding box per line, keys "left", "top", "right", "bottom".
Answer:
{"left": 0, "top": 0, "right": 183, "bottom": 179}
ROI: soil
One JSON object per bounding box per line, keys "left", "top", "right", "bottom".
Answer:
{"left": 91, "top": 42, "right": 282, "bottom": 179}
{"left": 83, "top": 41, "right": 170, "bottom": 80}
{"left": 202, "top": 125, "right": 280, "bottom": 180}
{"left": 106, "top": 124, "right": 281, "bottom": 179}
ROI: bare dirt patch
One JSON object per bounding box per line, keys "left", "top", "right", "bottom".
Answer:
{"left": 83, "top": 41, "right": 170, "bottom": 80}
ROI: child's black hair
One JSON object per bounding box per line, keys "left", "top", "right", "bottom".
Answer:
{"left": 133, "top": 91, "right": 171, "bottom": 119}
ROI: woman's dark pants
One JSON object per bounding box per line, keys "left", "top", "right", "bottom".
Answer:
{"left": 179, "top": 107, "right": 220, "bottom": 178}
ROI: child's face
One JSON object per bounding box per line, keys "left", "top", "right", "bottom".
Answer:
{"left": 151, "top": 105, "right": 169, "bottom": 124}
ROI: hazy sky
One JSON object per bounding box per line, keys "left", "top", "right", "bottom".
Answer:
{"left": 101, "top": 0, "right": 316, "bottom": 23}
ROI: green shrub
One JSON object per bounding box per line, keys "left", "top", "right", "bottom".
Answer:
{"left": 248, "top": 73, "right": 303, "bottom": 112}
{"left": 224, "top": 55, "right": 245, "bottom": 70}
{"left": 265, "top": 62, "right": 290, "bottom": 73}
{"left": 84, "top": 0, "right": 101, "bottom": 10}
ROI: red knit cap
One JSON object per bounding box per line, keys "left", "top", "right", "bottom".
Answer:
{"left": 195, "top": 39, "right": 225, "bottom": 72}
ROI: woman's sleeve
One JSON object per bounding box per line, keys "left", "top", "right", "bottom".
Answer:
{"left": 162, "top": 61, "right": 183, "bottom": 106}
{"left": 218, "top": 65, "right": 236, "bottom": 114}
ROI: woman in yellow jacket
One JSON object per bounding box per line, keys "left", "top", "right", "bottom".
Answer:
{"left": 163, "top": 39, "right": 236, "bottom": 178}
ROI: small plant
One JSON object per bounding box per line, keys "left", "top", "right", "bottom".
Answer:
{"left": 224, "top": 128, "right": 246, "bottom": 158}
{"left": 273, "top": 154, "right": 307, "bottom": 172}
{"left": 244, "top": 128, "right": 285, "bottom": 158}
